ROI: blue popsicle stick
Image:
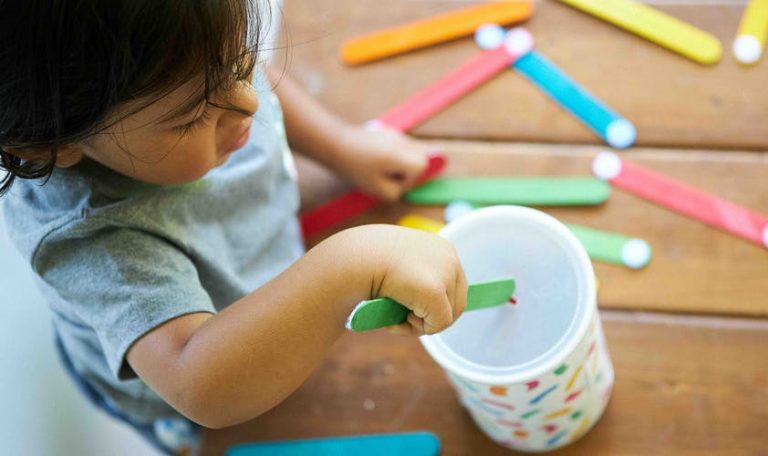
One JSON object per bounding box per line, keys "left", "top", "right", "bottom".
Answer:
{"left": 512, "top": 50, "right": 636, "bottom": 149}
{"left": 227, "top": 432, "right": 441, "bottom": 456}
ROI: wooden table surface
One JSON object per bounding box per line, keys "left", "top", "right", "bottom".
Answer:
{"left": 204, "top": 313, "right": 768, "bottom": 455}
{"left": 279, "top": 0, "right": 768, "bottom": 150}
{"left": 203, "top": 1, "right": 768, "bottom": 454}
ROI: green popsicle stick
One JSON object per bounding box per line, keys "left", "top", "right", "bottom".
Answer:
{"left": 405, "top": 177, "right": 611, "bottom": 206}
{"left": 443, "top": 202, "right": 651, "bottom": 270}
{"left": 347, "top": 278, "right": 516, "bottom": 332}
{"left": 566, "top": 224, "right": 652, "bottom": 269}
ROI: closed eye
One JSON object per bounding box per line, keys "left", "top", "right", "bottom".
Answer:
{"left": 172, "top": 109, "right": 212, "bottom": 137}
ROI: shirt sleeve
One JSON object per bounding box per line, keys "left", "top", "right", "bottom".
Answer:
{"left": 33, "top": 225, "right": 216, "bottom": 380}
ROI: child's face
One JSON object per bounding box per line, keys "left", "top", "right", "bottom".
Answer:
{"left": 78, "top": 78, "right": 259, "bottom": 185}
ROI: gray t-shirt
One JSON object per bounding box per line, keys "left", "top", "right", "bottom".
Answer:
{"left": 1, "top": 70, "right": 304, "bottom": 423}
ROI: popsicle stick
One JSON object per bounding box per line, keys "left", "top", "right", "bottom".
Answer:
{"left": 300, "top": 192, "right": 379, "bottom": 239}
{"left": 733, "top": 0, "right": 768, "bottom": 64}
{"left": 347, "top": 278, "right": 516, "bottom": 332}
{"left": 557, "top": 0, "right": 722, "bottom": 65}
{"left": 398, "top": 214, "right": 444, "bottom": 234}
{"left": 227, "top": 432, "right": 441, "bottom": 456}
{"left": 405, "top": 177, "right": 611, "bottom": 206}
{"left": 339, "top": 1, "right": 533, "bottom": 65}
{"left": 374, "top": 28, "right": 533, "bottom": 133}
{"left": 475, "top": 25, "right": 635, "bottom": 149}
{"left": 300, "top": 152, "right": 446, "bottom": 238}
{"left": 566, "top": 224, "right": 652, "bottom": 269}
{"left": 593, "top": 152, "right": 768, "bottom": 249}
{"left": 439, "top": 204, "right": 651, "bottom": 268}
{"left": 514, "top": 52, "right": 636, "bottom": 149}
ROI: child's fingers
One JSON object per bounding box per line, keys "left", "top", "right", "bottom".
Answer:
{"left": 413, "top": 287, "right": 454, "bottom": 335}
{"left": 401, "top": 152, "right": 429, "bottom": 187}
{"left": 386, "top": 322, "right": 414, "bottom": 336}
{"left": 396, "top": 153, "right": 429, "bottom": 189}
{"left": 380, "top": 148, "right": 428, "bottom": 186}
{"left": 374, "top": 177, "right": 404, "bottom": 203}
{"left": 452, "top": 266, "right": 469, "bottom": 323}
{"left": 406, "top": 312, "right": 426, "bottom": 335}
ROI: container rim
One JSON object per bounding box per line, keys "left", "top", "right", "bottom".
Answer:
{"left": 419, "top": 205, "right": 596, "bottom": 385}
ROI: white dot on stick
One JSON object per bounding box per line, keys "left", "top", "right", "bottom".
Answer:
{"left": 475, "top": 24, "right": 506, "bottom": 50}
{"left": 592, "top": 152, "right": 622, "bottom": 180}
{"left": 621, "top": 239, "right": 651, "bottom": 269}
{"left": 733, "top": 35, "right": 762, "bottom": 65}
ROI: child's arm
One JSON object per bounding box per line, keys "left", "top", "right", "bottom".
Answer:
{"left": 126, "top": 225, "right": 467, "bottom": 429}
{"left": 266, "top": 67, "right": 429, "bottom": 202}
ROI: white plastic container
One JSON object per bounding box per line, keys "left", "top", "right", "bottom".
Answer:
{"left": 421, "top": 206, "right": 614, "bottom": 451}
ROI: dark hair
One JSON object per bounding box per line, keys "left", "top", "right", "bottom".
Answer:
{"left": 0, "top": 0, "right": 269, "bottom": 195}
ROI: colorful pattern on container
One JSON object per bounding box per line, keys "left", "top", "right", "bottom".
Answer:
{"left": 445, "top": 313, "right": 614, "bottom": 452}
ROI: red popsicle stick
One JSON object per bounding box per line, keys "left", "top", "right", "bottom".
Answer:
{"left": 593, "top": 152, "right": 768, "bottom": 249}
{"left": 374, "top": 28, "right": 533, "bottom": 132}
{"left": 301, "top": 152, "right": 447, "bottom": 238}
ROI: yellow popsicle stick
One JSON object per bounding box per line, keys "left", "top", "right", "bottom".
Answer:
{"left": 557, "top": 0, "right": 722, "bottom": 65}
{"left": 733, "top": 0, "right": 768, "bottom": 64}
{"left": 397, "top": 214, "right": 444, "bottom": 234}
{"left": 340, "top": 1, "right": 533, "bottom": 65}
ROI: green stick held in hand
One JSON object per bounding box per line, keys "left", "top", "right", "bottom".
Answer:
{"left": 346, "top": 278, "right": 516, "bottom": 332}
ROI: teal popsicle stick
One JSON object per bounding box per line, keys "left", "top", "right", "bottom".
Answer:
{"left": 347, "top": 278, "right": 516, "bottom": 332}
{"left": 406, "top": 177, "right": 611, "bottom": 206}
{"left": 513, "top": 51, "right": 636, "bottom": 149}
{"left": 227, "top": 432, "right": 441, "bottom": 456}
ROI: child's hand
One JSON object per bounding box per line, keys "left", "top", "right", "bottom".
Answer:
{"left": 341, "top": 225, "right": 468, "bottom": 335}
{"left": 334, "top": 124, "right": 431, "bottom": 202}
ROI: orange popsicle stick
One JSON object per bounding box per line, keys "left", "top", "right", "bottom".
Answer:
{"left": 340, "top": 1, "right": 533, "bottom": 65}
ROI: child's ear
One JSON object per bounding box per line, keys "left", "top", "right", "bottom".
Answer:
{"left": 4, "top": 145, "right": 84, "bottom": 168}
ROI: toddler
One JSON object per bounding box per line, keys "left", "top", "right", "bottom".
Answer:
{"left": 0, "top": 1, "right": 467, "bottom": 454}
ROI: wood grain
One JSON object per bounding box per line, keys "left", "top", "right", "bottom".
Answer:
{"left": 277, "top": 0, "right": 768, "bottom": 150}
{"left": 296, "top": 141, "right": 768, "bottom": 317}
{"left": 201, "top": 311, "right": 768, "bottom": 456}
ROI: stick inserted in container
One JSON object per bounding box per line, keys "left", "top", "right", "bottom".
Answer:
{"left": 347, "top": 278, "right": 516, "bottom": 332}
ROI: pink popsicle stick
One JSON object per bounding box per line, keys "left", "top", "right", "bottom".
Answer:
{"left": 374, "top": 28, "right": 534, "bottom": 132}
{"left": 593, "top": 152, "right": 768, "bottom": 248}
{"left": 301, "top": 152, "right": 447, "bottom": 238}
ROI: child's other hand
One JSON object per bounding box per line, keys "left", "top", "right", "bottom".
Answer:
{"left": 334, "top": 124, "right": 430, "bottom": 202}
{"left": 343, "top": 225, "right": 468, "bottom": 335}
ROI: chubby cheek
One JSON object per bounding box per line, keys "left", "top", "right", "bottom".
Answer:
{"left": 88, "top": 135, "right": 218, "bottom": 185}
{"left": 149, "top": 140, "right": 219, "bottom": 184}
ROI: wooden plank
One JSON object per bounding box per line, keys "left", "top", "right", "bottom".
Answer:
{"left": 278, "top": 0, "right": 768, "bottom": 150}
{"left": 295, "top": 141, "right": 768, "bottom": 317}
{"left": 201, "top": 311, "right": 768, "bottom": 455}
